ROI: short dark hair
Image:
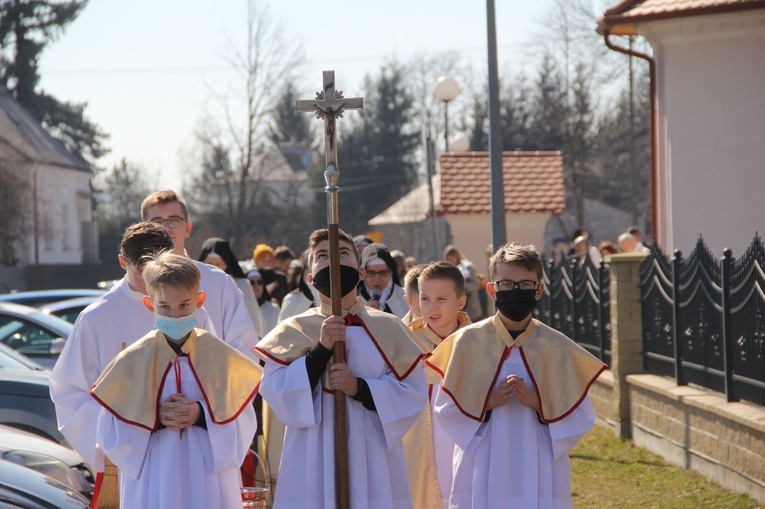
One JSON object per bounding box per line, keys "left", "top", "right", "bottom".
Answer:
{"left": 443, "top": 244, "right": 463, "bottom": 261}
{"left": 627, "top": 226, "right": 641, "bottom": 237}
{"left": 307, "top": 228, "right": 359, "bottom": 266}
{"left": 120, "top": 222, "right": 174, "bottom": 267}
{"left": 403, "top": 264, "right": 427, "bottom": 293}
{"left": 419, "top": 261, "right": 465, "bottom": 296}
{"left": 140, "top": 190, "right": 189, "bottom": 220}
{"left": 489, "top": 242, "right": 543, "bottom": 280}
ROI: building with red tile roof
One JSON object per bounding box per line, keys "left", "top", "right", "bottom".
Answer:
{"left": 369, "top": 151, "right": 564, "bottom": 271}
{"left": 598, "top": 0, "right": 765, "bottom": 255}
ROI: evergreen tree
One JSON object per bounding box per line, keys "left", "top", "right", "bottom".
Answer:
{"left": 501, "top": 75, "right": 534, "bottom": 151}
{"left": 0, "top": 0, "right": 108, "bottom": 163}
{"left": 527, "top": 56, "right": 567, "bottom": 151}
{"left": 269, "top": 82, "right": 313, "bottom": 145}
{"left": 334, "top": 64, "right": 419, "bottom": 235}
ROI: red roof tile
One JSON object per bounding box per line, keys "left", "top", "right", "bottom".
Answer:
{"left": 598, "top": 0, "right": 765, "bottom": 35}
{"left": 439, "top": 152, "right": 564, "bottom": 216}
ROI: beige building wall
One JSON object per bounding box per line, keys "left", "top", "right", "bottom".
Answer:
{"left": 641, "top": 11, "right": 765, "bottom": 255}
{"left": 447, "top": 212, "right": 549, "bottom": 275}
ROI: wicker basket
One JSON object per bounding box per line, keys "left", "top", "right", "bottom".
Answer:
{"left": 241, "top": 449, "right": 270, "bottom": 508}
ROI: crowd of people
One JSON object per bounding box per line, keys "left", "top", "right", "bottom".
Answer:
{"left": 48, "top": 189, "right": 606, "bottom": 509}
{"left": 566, "top": 226, "right": 650, "bottom": 266}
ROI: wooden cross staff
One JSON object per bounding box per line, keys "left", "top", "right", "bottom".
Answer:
{"left": 296, "top": 70, "right": 363, "bottom": 509}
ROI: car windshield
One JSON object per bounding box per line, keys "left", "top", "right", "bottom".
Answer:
{"left": 0, "top": 342, "right": 45, "bottom": 370}
{"left": 0, "top": 309, "right": 71, "bottom": 359}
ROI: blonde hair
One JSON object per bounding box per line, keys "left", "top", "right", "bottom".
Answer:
{"left": 488, "top": 242, "right": 543, "bottom": 280}
{"left": 142, "top": 251, "right": 200, "bottom": 296}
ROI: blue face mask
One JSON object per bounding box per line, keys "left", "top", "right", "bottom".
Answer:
{"left": 155, "top": 314, "right": 198, "bottom": 340}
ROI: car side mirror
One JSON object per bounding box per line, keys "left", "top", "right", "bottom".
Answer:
{"left": 49, "top": 337, "right": 66, "bottom": 356}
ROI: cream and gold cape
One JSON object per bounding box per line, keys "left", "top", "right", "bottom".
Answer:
{"left": 91, "top": 328, "right": 262, "bottom": 431}
{"left": 425, "top": 315, "right": 606, "bottom": 423}
{"left": 253, "top": 299, "right": 425, "bottom": 384}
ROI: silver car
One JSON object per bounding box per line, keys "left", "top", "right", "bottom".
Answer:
{"left": 0, "top": 302, "right": 73, "bottom": 368}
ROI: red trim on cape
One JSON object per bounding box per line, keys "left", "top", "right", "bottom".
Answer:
{"left": 252, "top": 346, "right": 291, "bottom": 366}
{"left": 357, "top": 316, "right": 425, "bottom": 381}
{"left": 518, "top": 347, "right": 606, "bottom": 423}
{"left": 437, "top": 346, "right": 507, "bottom": 423}
{"left": 187, "top": 357, "right": 260, "bottom": 424}
{"left": 89, "top": 362, "right": 173, "bottom": 432}
{"left": 423, "top": 355, "right": 444, "bottom": 378}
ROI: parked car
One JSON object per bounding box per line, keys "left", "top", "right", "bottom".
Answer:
{"left": 0, "top": 341, "right": 64, "bottom": 443}
{"left": 0, "top": 424, "right": 93, "bottom": 499}
{"left": 0, "top": 457, "right": 90, "bottom": 508}
{"left": 40, "top": 296, "right": 100, "bottom": 324}
{"left": 0, "top": 289, "right": 105, "bottom": 308}
{"left": 0, "top": 302, "right": 73, "bottom": 368}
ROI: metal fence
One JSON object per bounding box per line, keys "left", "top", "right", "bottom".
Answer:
{"left": 535, "top": 254, "right": 611, "bottom": 366}
{"left": 640, "top": 235, "right": 765, "bottom": 406}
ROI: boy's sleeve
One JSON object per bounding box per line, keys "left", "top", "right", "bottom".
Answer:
{"left": 433, "top": 385, "right": 489, "bottom": 454}
{"left": 204, "top": 399, "right": 258, "bottom": 472}
{"left": 95, "top": 407, "right": 151, "bottom": 480}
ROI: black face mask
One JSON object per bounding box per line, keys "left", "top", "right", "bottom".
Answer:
{"left": 494, "top": 288, "right": 538, "bottom": 322}
{"left": 312, "top": 265, "right": 360, "bottom": 299}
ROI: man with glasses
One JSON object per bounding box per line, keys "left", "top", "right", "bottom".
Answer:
{"left": 358, "top": 243, "right": 408, "bottom": 319}
{"left": 426, "top": 242, "right": 606, "bottom": 508}
{"left": 140, "top": 190, "right": 258, "bottom": 356}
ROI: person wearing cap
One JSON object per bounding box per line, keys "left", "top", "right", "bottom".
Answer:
{"left": 358, "top": 243, "right": 409, "bottom": 319}
{"left": 353, "top": 234, "right": 374, "bottom": 256}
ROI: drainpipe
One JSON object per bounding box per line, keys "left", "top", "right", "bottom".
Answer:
{"left": 604, "top": 31, "right": 658, "bottom": 243}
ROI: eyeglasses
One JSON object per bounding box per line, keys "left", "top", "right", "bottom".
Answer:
{"left": 492, "top": 280, "right": 539, "bottom": 292}
{"left": 150, "top": 216, "right": 186, "bottom": 228}
{"left": 249, "top": 279, "right": 264, "bottom": 286}
{"left": 365, "top": 268, "right": 391, "bottom": 279}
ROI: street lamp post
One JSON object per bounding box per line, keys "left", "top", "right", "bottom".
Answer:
{"left": 434, "top": 76, "right": 460, "bottom": 152}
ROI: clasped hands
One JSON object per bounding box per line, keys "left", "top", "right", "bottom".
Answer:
{"left": 487, "top": 374, "right": 540, "bottom": 411}
{"left": 159, "top": 393, "right": 200, "bottom": 431}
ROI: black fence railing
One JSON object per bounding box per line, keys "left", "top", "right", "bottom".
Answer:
{"left": 535, "top": 255, "right": 611, "bottom": 366}
{"left": 640, "top": 235, "right": 765, "bottom": 406}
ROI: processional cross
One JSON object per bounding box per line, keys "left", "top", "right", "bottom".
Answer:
{"left": 296, "top": 70, "right": 363, "bottom": 509}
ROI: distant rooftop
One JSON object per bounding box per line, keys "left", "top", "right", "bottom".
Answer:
{"left": 0, "top": 87, "right": 90, "bottom": 172}
{"left": 439, "top": 152, "right": 565, "bottom": 216}
{"left": 598, "top": 0, "right": 765, "bottom": 35}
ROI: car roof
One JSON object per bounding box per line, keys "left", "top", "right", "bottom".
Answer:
{"left": 0, "top": 289, "right": 105, "bottom": 307}
{"left": 0, "top": 302, "right": 74, "bottom": 337}
{"left": 0, "top": 424, "right": 83, "bottom": 467}
{"left": 41, "top": 296, "right": 100, "bottom": 314}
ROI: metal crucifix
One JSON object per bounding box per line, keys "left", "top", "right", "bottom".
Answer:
{"left": 296, "top": 70, "right": 363, "bottom": 509}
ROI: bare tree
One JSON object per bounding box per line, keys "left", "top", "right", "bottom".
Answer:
{"left": 186, "top": 0, "right": 305, "bottom": 251}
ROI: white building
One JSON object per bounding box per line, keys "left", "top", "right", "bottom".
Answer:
{"left": 599, "top": 0, "right": 765, "bottom": 255}
{"left": 0, "top": 87, "right": 95, "bottom": 265}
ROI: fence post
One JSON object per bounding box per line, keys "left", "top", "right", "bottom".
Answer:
{"left": 599, "top": 260, "right": 608, "bottom": 362}
{"left": 608, "top": 252, "right": 647, "bottom": 437}
{"left": 672, "top": 250, "right": 686, "bottom": 386}
{"left": 720, "top": 248, "right": 737, "bottom": 402}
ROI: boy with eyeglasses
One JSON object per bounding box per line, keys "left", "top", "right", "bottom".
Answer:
{"left": 426, "top": 242, "right": 606, "bottom": 508}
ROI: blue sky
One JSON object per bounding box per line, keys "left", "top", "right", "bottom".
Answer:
{"left": 38, "top": 1, "right": 555, "bottom": 190}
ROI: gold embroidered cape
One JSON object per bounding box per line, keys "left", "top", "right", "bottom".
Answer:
{"left": 425, "top": 315, "right": 606, "bottom": 423}
{"left": 253, "top": 299, "right": 424, "bottom": 383}
{"left": 91, "top": 328, "right": 262, "bottom": 431}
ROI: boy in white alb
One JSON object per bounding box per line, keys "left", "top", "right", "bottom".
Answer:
{"left": 255, "top": 229, "right": 427, "bottom": 509}
{"left": 92, "top": 252, "right": 260, "bottom": 509}
{"left": 427, "top": 243, "right": 606, "bottom": 509}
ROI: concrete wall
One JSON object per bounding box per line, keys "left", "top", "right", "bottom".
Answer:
{"left": 640, "top": 11, "right": 765, "bottom": 255}
{"left": 603, "top": 253, "right": 765, "bottom": 503}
